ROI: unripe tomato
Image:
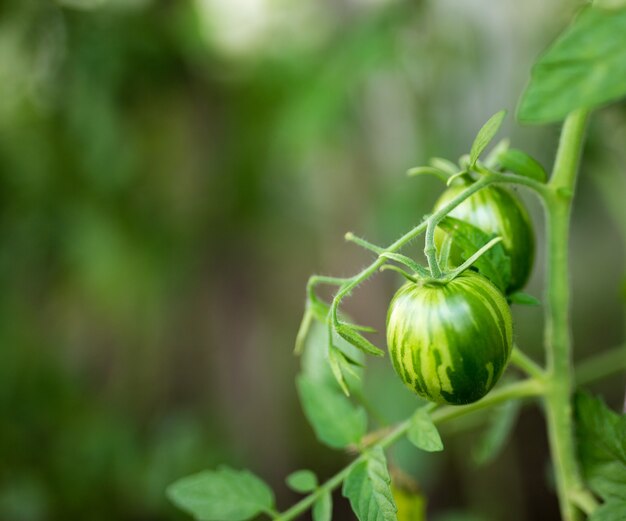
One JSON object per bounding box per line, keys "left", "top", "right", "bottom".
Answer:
{"left": 386, "top": 271, "right": 513, "bottom": 405}
{"left": 434, "top": 184, "right": 534, "bottom": 293}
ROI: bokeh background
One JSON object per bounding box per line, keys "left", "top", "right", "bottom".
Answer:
{"left": 1, "top": 0, "right": 624, "bottom": 520}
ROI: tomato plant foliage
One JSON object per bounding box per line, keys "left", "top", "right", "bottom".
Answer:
{"left": 519, "top": 5, "right": 626, "bottom": 123}
{"left": 167, "top": 6, "right": 626, "bottom": 521}
{"left": 434, "top": 185, "right": 534, "bottom": 293}
{"left": 575, "top": 393, "right": 626, "bottom": 520}
{"left": 166, "top": 467, "right": 275, "bottom": 521}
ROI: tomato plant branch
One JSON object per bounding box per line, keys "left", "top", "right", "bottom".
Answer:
{"left": 510, "top": 346, "right": 546, "bottom": 381}
{"left": 423, "top": 175, "right": 494, "bottom": 277}
{"left": 273, "top": 378, "right": 543, "bottom": 521}
{"left": 543, "top": 108, "right": 591, "bottom": 521}
{"left": 345, "top": 232, "right": 384, "bottom": 254}
{"left": 315, "top": 169, "right": 550, "bottom": 384}
{"left": 282, "top": 331, "right": 621, "bottom": 521}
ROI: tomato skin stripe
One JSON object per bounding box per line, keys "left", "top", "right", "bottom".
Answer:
{"left": 387, "top": 271, "right": 513, "bottom": 405}
{"left": 434, "top": 184, "right": 535, "bottom": 293}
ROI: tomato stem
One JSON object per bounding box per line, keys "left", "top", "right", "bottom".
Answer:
{"left": 345, "top": 232, "right": 384, "bottom": 254}
{"left": 510, "top": 346, "right": 545, "bottom": 381}
{"left": 281, "top": 337, "right": 618, "bottom": 521}
{"left": 272, "top": 378, "right": 543, "bottom": 521}
{"left": 543, "top": 108, "right": 591, "bottom": 521}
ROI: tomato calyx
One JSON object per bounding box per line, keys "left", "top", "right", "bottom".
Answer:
{"left": 381, "top": 233, "right": 504, "bottom": 290}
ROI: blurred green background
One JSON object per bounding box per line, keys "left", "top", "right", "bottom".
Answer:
{"left": 1, "top": 0, "right": 624, "bottom": 520}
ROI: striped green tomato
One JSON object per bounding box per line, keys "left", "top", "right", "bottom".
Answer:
{"left": 386, "top": 271, "right": 513, "bottom": 405}
{"left": 434, "top": 184, "right": 534, "bottom": 293}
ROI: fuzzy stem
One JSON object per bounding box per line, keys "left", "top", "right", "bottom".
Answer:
{"left": 278, "top": 333, "right": 621, "bottom": 521}
{"left": 273, "top": 378, "right": 543, "bottom": 521}
{"left": 510, "top": 346, "right": 546, "bottom": 381}
{"left": 543, "top": 109, "right": 590, "bottom": 521}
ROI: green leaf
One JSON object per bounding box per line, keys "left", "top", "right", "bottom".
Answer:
{"left": 335, "top": 322, "right": 385, "bottom": 357}
{"left": 590, "top": 500, "right": 626, "bottom": 521}
{"left": 407, "top": 407, "right": 443, "bottom": 453}
{"left": 497, "top": 148, "right": 547, "bottom": 182}
{"left": 473, "top": 400, "right": 521, "bottom": 465}
{"left": 286, "top": 470, "right": 318, "bottom": 493}
{"left": 296, "top": 374, "right": 367, "bottom": 449}
{"left": 166, "top": 467, "right": 275, "bottom": 521}
{"left": 295, "top": 308, "right": 314, "bottom": 355}
{"left": 327, "top": 345, "right": 352, "bottom": 396}
{"left": 575, "top": 392, "right": 626, "bottom": 502}
{"left": 310, "top": 297, "right": 331, "bottom": 323}
{"left": 313, "top": 491, "right": 333, "bottom": 521}
{"left": 483, "top": 138, "right": 510, "bottom": 168}
{"left": 342, "top": 447, "right": 398, "bottom": 521}
{"left": 437, "top": 216, "right": 512, "bottom": 292}
{"left": 301, "top": 321, "right": 364, "bottom": 392}
{"left": 508, "top": 292, "right": 541, "bottom": 306}
{"left": 430, "top": 157, "right": 460, "bottom": 176}
{"left": 519, "top": 6, "right": 626, "bottom": 123}
{"left": 469, "top": 110, "right": 507, "bottom": 167}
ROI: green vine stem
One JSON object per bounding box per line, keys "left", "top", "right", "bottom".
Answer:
{"left": 324, "top": 171, "right": 547, "bottom": 339}
{"left": 274, "top": 378, "right": 545, "bottom": 521}
{"left": 510, "top": 346, "right": 546, "bottom": 381}
{"left": 281, "top": 338, "right": 619, "bottom": 521}
{"left": 543, "top": 109, "right": 593, "bottom": 521}
{"left": 300, "top": 113, "right": 604, "bottom": 519}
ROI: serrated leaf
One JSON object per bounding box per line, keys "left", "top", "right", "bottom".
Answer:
{"left": 342, "top": 447, "right": 398, "bottom": 521}
{"left": 335, "top": 322, "right": 384, "bottom": 357}
{"left": 473, "top": 400, "right": 520, "bottom": 466}
{"left": 519, "top": 6, "right": 626, "bottom": 123}
{"left": 508, "top": 292, "right": 541, "bottom": 306}
{"left": 590, "top": 499, "right": 626, "bottom": 521}
{"left": 167, "top": 467, "right": 274, "bottom": 521}
{"left": 575, "top": 392, "right": 626, "bottom": 502}
{"left": 469, "top": 110, "right": 507, "bottom": 166}
{"left": 497, "top": 148, "right": 547, "bottom": 182}
{"left": 296, "top": 374, "right": 367, "bottom": 449}
{"left": 313, "top": 491, "right": 333, "bottom": 521}
{"left": 407, "top": 407, "right": 443, "bottom": 453}
{"left": 437, "top": 216, "right": 512, "bottom": 292}
{"left": 286, "top": 470, "right": 318, "bottom": 493}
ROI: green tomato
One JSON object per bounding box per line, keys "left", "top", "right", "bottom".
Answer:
{"left": 386, "top": 271, "right": 513, "bottom": 405}
{"left": 434, "top": 184, "right": 535, "bottom": 293}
